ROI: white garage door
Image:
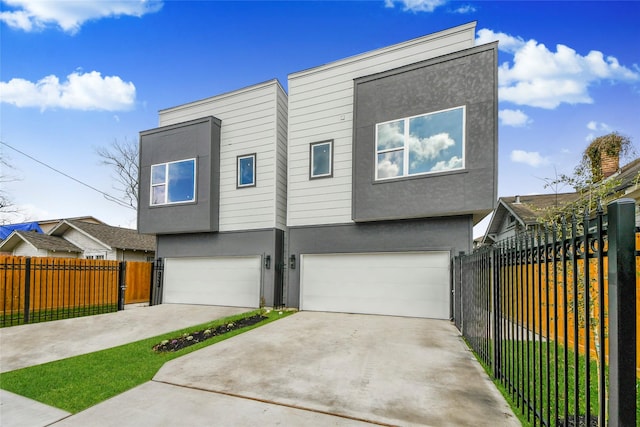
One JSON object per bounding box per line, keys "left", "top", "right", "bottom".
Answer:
{"left": 163, "top": 256, "right": 261, "bottom": 308}
{"left": 301, "top": 252, "right": 450, "bottom": 319}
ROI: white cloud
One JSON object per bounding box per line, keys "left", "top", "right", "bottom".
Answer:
{"left": 377, "top": 156, "right": 401, "bottom": 179}
{"left": 452, "top": 4, "right": 476, "bottom": 14}
{"left": 586, "top": 121, "right": 610, "bottom": 132}
{"left": 476, "top": 28, "right": 640, "bottom": 109}
{"left": 499, "top": 109, "right": 531, "bottom": 127}
{"left": 409, "top": 132, "right": 454, "bottom": 163}
{"left": 431, "top": 156, "right": 462, "bottom": 171}
{"left": 0, "top": 0, "right": 163, "bottom": 33}
{"left": 511, "top": 150, "right": 549, "bottom": 167}
{"left": 384, "top": 0, "right": 446, "bottom": 12}
{"left": 0, "top": 71, "right": 136, "bottom": 111}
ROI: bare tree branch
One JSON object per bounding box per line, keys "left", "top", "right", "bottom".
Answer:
{"left": 96, "top": 138, "right": 139, "bottom": 209}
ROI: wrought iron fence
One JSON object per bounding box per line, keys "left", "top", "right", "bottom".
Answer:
{"left": 0, "top": 257, "right": 121, "bottom": 327}
{"left": 455, "top": 199, "right": 637, "bottom": 426}
{"left": 1, "top": 257, "right": 159, "bottom": 327}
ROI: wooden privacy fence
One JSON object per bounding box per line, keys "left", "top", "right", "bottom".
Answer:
{"left": 0, "top": 256, "right": 153, "bottom": 327}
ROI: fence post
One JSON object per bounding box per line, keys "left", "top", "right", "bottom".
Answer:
{"left": 23, "top": 257, "right": 31, "bottom": 324}
{"left": 117, "top": 261, "right": 126, "bottom": 311}
{"left": 607, "top": 198, "right": 636, "bottom": 427}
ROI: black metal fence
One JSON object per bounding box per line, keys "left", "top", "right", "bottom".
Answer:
{"left": 455, "top": 199, "right": 637, "bottom": 426}
{"left": 0, "top": 257, "right": 123, "bottom": 327}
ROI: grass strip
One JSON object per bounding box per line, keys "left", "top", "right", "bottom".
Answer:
{"left": 0, "top": 308, "right": 294, "bottom": 413}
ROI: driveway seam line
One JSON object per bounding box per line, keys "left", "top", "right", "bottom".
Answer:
{"left": 151, "top": 379, "right": 398, "bottom": 426}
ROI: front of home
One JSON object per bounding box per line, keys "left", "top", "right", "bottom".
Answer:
{"left": 138, "top": 22, "right": 498, "bottom": 319}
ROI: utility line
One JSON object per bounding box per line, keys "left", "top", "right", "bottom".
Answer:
{"left": 0, "top": 140, "right": 135, "bottom": 210}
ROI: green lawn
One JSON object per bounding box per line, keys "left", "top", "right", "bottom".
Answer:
{"left": 467, "top": 338, "right": 640, "bottom": 427}
{"left": 0, "top": 308, "right": 294, "bottom": 413}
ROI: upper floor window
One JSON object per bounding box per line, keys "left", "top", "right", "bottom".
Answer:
{"left": 310, "top": 140, "right": 333, "bottom": 179}
{"left": 151, "top": 158, "right": 196, "bottom": 206}
{"left": 237, "top": 154, "right": 256, "bottom": 188}
{"left": 375, "top": 106, "right": 465, "bottom": 180}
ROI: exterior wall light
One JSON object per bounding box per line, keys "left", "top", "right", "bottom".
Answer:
{"left": 264, "top": 255, "right": 271, "bottom": 269}
{"left": 289, "top": 254, "right": 296, "bottom": 269}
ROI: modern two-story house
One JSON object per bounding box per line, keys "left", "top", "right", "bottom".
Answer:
{"left": 138, "top": 22, "right": 498, "bottom": 319}
{"left": 286, "top": 22, "right": 497, "bottom": 319}
{"left": 138, "top": 79, "right": 288, "bottom": 308}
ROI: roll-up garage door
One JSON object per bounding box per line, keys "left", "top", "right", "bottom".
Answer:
{"left": 300, "top": 251, "right": 450, "bottom": 319}
{"left": 163, "top": 256, "right": 261, "bottom": 308}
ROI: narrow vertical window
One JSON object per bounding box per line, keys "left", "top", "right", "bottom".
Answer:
{"left": 237, "top": 154, "right": 256, "bottom": 188}
{"left": 310, "top": 140, "right": 333, "bottom": 179}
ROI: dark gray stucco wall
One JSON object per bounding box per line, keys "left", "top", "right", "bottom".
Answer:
{"left": 138, "top": 117, "right": 221, "bottom": 234}
{"left": 285, "top": 216, "right": 472, "bottom": 307}
{"left": 157, "top": 228, "right": 284, "bottom": 307}
{"left": 352, "top": 43, "right": 498, "bottom": 223}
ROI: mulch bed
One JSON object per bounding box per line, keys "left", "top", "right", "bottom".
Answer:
{"left": 152, "top": 314, "right": 267, "bottom": 352}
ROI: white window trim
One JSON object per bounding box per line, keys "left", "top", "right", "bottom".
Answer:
{"left": 237, "top": 153, "right": 257, "bottom": 188}
{"left": 375, "top": 106, "right": 466, "bottom": 181}
{"left": 310, "top": 140, "right": 333, "bottom": 179}
{"left": 150, "top": 158, "right": 197, "bottom": 206}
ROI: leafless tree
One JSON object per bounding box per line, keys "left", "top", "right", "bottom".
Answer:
{"left": 0, "top": 148, "right": 23, "bottom": 223}
{"left": 95, "top": 138, "right": 139, "bottom": 209}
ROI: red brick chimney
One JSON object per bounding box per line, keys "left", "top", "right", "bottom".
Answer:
{"left": 600, "top": 150, "right": 619, "bottom": 178}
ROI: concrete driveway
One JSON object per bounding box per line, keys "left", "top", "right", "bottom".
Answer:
{"left": 50, "top": 311, "right": 519, "bottom": 426}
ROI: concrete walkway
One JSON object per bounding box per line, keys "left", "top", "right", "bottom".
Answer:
{"left": 0, "top": 304, "right": 251, "bottom": 427}
{"left": 1, "top": 309, "right": 520, "bottom": 426}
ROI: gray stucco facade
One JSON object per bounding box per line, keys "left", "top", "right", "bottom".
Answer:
{"left": 138, "top": 117, "right": 221, "bottom": 235}
{"left": 352, "top": 43, "right": 498, "bottom": 224}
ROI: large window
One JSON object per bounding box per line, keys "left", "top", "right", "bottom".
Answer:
{"left": 237, "top": 154, "right": 256, "bottom": 188}
{"left": 310, "top": 140, "right": 333, "bottom": 179}
{"left": 375, "top": 106, "right": 465, "bottom": 180}
{"left": 151, "top": 159, "right": 196, "bottom": 205}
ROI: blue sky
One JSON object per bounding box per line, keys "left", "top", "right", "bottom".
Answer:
{"left": 1, "top": 1, "right": 639, "bottom": 237}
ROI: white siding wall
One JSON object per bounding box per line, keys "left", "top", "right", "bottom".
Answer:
{"left": 287, "top": 23, "right": 476, "bottom": 227}
{"left": 14, "top": 243, "right": 40, "bottom": 257}
{"left": 62, "top": 228, "right": 114, "bottom": 259}
{"left": 159, "top": 80, "right": 287, "bottom": 232}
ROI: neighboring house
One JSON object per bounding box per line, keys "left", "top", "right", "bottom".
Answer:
{"left": 138, "top": 79, "right": 288, "bottom": 308}
{"left": 0, "top": 219, "right": 155, "bottom": 261}
{"left": 483, "top": 157, "right": 640, "bottom": 245}
{"left": 482, "top": 193, "right": 581, "bottom": 245}
{"left": 37, "top": 216, "right": 104, "bottom": 234}
{"left": 611, "top": 157, "right": 640, "bottom": 225}
{"left": 138, "top": 22, "right": 498, "bottom": 319}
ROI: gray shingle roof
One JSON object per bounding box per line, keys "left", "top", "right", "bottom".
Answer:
{"left": 66, "top": 220, "right": 156, "bottom": 252}
{"left": 18, "top": 231, "right": 82, "bottom": 252}
{"left": 501, "top": 193, "right": 582, "bottom": 225}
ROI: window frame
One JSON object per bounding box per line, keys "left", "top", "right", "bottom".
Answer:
{"left": 374, "top": 106, "right": 465, "bottom": 181}
{"left": 150, "top": 158, "right": 197, "bottom": 206}
{"left": 309, "top": 140, "right": 333, "bottom": 180}
{"left": 237, "top": 153, "right": 257, "bottom": 188}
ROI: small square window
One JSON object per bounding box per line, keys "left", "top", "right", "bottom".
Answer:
{"left": 237, "top": 154, "right": 256, "bottom": 188}
{"left": 310, "top": 140, "right": 333, "bottom": 179}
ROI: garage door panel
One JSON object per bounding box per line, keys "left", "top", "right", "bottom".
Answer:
{"left": 301, "top": 252, "right": 450, "bottom": 319}
{"left": 164, "top": 256, "right": 260, "bottom": 308}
